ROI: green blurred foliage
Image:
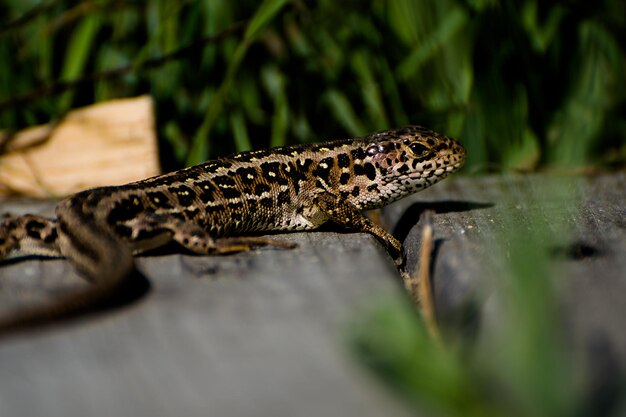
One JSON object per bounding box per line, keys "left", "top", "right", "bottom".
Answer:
{"left": 0, "top": 0, "right": 624, "bottom": 170}
{"left": 348, "top": 178, "right": 614, "bottom": 417}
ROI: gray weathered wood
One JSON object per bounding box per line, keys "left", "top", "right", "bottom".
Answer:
{"left": 0, "top": 199, "right": 414, "bottom": 417}
{"left": 1, "top": 173, "right": 625, "bottom": 416}
{"left": 388, "top": 173, "right": 625, "bottom": 356}
{"left": 386, "top": 172, "right": 626, "bottom": 415}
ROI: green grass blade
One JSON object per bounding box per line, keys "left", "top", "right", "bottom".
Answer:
{"left": 352, "top": 51, "right": 389, "bottom": 130}
{"left": 323, "top": 89, "right": 366, "bottom": 137}
{"left": 547, "top": 22, "right": 621, "bottom": 167}
{"left": 396, "top": 7, "right": 467, "bottom": 81}
{"left": 243, "top": 0, "right": 289, "bottom": 41}
{"left": 230, "top": 111, "right": 252, "bottom": 152}
{"left": 187, "top": 0, "right": 289, "bottom": 166}
{"left": 58, "top": 13, "right": 101, "bottom": 112}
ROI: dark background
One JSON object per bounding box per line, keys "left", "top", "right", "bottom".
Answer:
{"left": 1, "top": 0, "right": 624, "bottom": 172}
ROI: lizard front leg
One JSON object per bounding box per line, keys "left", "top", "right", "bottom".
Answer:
{"left": 314, "top": 192, "right": 439, "bottom": 328}
{"left": 312, "top": 191, "right": 406, "bottom": 274}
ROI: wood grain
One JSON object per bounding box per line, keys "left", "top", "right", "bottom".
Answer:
{"left": 0, "top": 173, "right": 624, "bottom": 416}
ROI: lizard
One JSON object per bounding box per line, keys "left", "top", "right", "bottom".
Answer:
{"left": 0, "top": 125, "right": 465, "bottom": 335}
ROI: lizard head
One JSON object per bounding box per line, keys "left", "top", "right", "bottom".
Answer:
{"left": 361, "top": 125, "right": 466, "bottom": 202}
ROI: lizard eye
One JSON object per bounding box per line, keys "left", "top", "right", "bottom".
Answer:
{"left": 409, "top": 142, "right": 429, "bottom": 156}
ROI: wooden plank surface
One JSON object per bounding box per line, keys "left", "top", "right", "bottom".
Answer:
{"left": 0, "top": 173, "right": 624, "bottom": 416}
{"left": 386, "top": 172, "right": 626, "bottom": 416}
{"left": 388, "top": 173, "right": 626, "bottom": 358}
{"left": 0, "top": 199, "right": 414, "bottom": 417}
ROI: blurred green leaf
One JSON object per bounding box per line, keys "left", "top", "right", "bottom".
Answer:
{"left": 502, "top": 128, "right": 540, "bottom": 171}
{"left": 379, "top": 59, "right": 409, "bottom": 127}
{"left": 164, "top": 120, "right": 189, "bottom": 162}
{"left": 239, "top": 75, "right": 266, "bottom": 125}
{"left": 547, "top": 22, "right": 621, "bottom": 167}
{"left": 476, "top": 180, "right": 579, "bottom": 417}
{"left": 350, "top": 179, "right": 581, "bottom": 417}
{"left": 521, "top": 1, "right": 566, "bottom": 53}
{"left": 230, "top": 110, "right": 252, "bottom": 152}
{"left": 187, "top": 0, "right": 289, "bottom": 165}
{"left": 243, "top": 0, "right": 289, "bottom": 41}
{"left": 349, "top": 301, "right": 494, "bottom": 417}
{"left": 262, "top": 65, "right": 289, "bottom": 147}
{"left": 0, "top": 0, "right": 624, "bottom": 168}
{"left": 323, "top": 89, "right": 367, "bottom": 137}
{"left": 58, "top": 13, "right": 101, "bottom": 112}
{"left": 396, "top": 6, "right": 467, "bottom": 81}
{"left": 352, "top": 51, "right": 389, "bottom": 130}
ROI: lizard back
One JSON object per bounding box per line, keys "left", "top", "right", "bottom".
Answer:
{"left": 76, "top": 125, "right": 465, "bottom": 240}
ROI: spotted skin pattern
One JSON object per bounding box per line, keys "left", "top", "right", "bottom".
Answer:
{"left": 0, "top": 126, "right": 465, "bottom": 334}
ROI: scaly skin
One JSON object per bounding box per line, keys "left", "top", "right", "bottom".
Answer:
{"left": 0, "top": 126, "right": 465, "bottom": 335}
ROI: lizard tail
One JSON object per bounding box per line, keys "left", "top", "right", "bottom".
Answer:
{"left": 0, "top": 198, "right": 140, "bottom": 338}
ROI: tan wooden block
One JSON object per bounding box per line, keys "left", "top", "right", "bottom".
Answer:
{"left": 0, "top": 96, "right": 160, "bottom": 197}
